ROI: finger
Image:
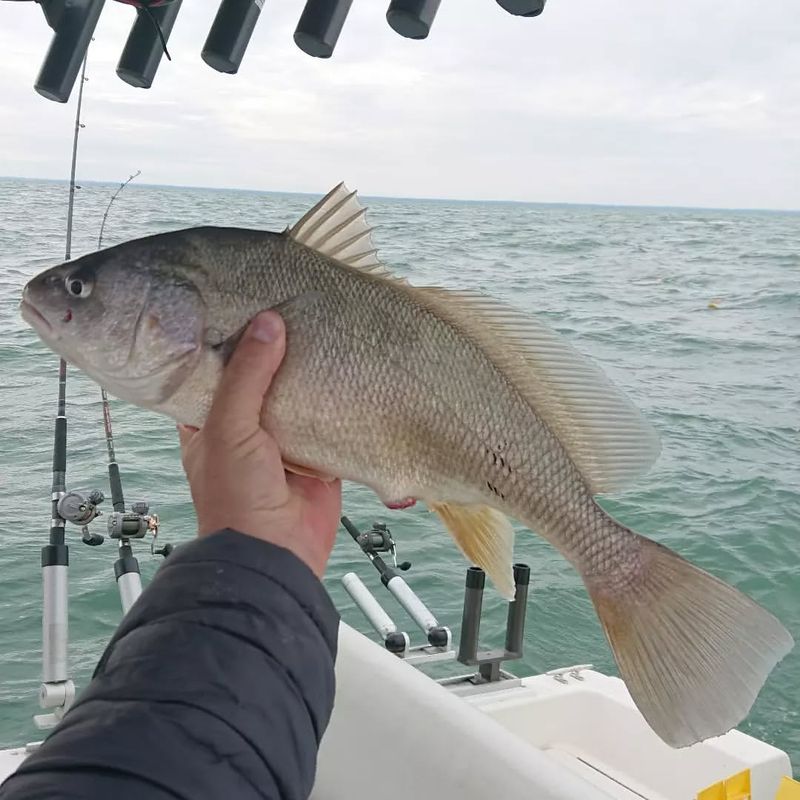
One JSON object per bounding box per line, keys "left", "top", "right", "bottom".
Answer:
{"left": 206, "top": 310, "right": 286, "bottom": 438}
{"left": 177, "top": 423, "right": 199, "bottom": 448}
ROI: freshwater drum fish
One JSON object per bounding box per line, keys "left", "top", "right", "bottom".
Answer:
{"left": 20, "top": 184, "right": 793, "bottom": 748}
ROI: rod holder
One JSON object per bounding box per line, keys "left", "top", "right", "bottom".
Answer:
{"left": 202, "top": 0, "right": 264, "bottom": 74}
{"left": 342, "top": 572, "right": 408, "bottom": 654}
{"left": 385, "top": 577, "right": 450, "bottom": 647}
{"left": 294, "top": 0, "right": 352, "bottom": 58}
{"left": 35, "top": 0, "right": 106, "bottom": 103}
{"left": 495, "top": 0, "right": 546, "bottom": 16}
{"left": 41, "top": 563, "right": 69, "bottom": 683}
{"left": 457, "top": 563, "right": 531, "bottom": 679}
{"left": 342, "top": 516, "right": 449, "bottom": 648}
{"left": 117, "top": 0, "right": 183, "bottom": 89}
{"left": 504, "top": 563, "right": 530, "bottom": 655}
{"left": 115, "top": 542, "right": 143, "bottom": 615}
{"left": 386, "top": 0, "right": 441, "bottom": 40}
{"left": 457, "top": 566, "right": 485, "bottom": 663}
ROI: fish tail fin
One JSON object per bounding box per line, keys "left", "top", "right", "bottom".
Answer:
{"left": 429, "top": 501, "right": 516, "bottom": 600}
{"left": 586, "top": 531, "right": 793, "bottom": 748}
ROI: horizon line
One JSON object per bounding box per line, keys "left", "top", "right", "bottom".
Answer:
{"left": 2, "top": 174, "right": 798, "bottom": 215}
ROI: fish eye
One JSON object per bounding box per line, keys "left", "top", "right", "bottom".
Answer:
{"left": 65, "top": 275, "right": 92, "bottom": 299}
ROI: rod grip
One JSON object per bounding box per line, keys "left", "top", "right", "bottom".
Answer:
{"left": 108, "top": 462, "right": 125, "bottom": 513}
{"left": 340, "top": 515, "right": 362, "bottom": 542}
{"left": 117, "top": 0, "right": 183, "bottom": 88}
{"left": 495, "top": 0, "right": 546, "bottom": 17}
{"left": 386, "top": 0, "right": 441, "bottom": 40}
{"left": 294, "top": 0, "right": 353, "bottom": 58}
{"left": 202, "top": 0, "right": 264, "bottom": 74}
{"left": 35, "top": 0, "right": 105, "bottom": 103}
{"left": 52, "top": 417, "right": 67, "bottom": 475}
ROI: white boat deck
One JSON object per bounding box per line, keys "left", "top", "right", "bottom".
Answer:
{"left": 311, "top": 624, "right": 792, "bottom": 800}
{"left": 2, "top": 624, "right": 794, "bottom": 799}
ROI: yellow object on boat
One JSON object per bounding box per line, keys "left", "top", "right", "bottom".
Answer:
{"left": 696, "top": 770, "right": 800, "bottom": 800}
{"left": 696, "top": 768, "right": 749, "bottom": 799}
{"left": 776, "top": 776, "right": 800, "bottom": 800}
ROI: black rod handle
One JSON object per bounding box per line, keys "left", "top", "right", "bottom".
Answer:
{"left": 495, "top": 0, "right": 546, "bottom": 17}
{"left": 457, "top": 566, "right": 485, "bottom": 664}
{"left": 117, "top": 0, "right": 183, "bottom": 89}
{"left": 386, "top": 0, "right": 441, "bottom": 40}
{"left": 504, "top": 562, "right": 530, "bottom": 655}
{"left": 294, "top": 0, "right": 353, "bottom": 58}
{"left": 108, "top": 462, "right": 125, "bottom": 514}
{"left": 202, "top": 0, "right": 264, "bottom": 74}
{"left": 340, "top": 515, "right": 362, "bottom": 543}
{"left": 35, "top": 0, "right": 106, "bottom": 103}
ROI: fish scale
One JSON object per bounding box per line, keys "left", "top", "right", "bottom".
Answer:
{"left": 20, "top": 182, "right": 793, "bottom": 751}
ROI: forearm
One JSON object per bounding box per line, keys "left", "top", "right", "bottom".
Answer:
{"left": 0, "top": 530, "right": 340, "bottom": 800}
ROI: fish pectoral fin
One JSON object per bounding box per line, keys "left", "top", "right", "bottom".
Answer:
{"left": 429, "top": 502, "right": 516, "bottom": 600}
{"left": 282, "top": 459, "right": 337, "bottom": 483}
{"left": 211, "top": 292, "right": 326, "bottom": 365}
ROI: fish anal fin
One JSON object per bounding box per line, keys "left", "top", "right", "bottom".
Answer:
{"left": 429, "top": 501, "right": 515, "bottom": 600}
{"left": 283, "top": 459, "right": 337, "bottom": 483}
{"left": 586, "top": 533, "right": 794, "bottom": 747}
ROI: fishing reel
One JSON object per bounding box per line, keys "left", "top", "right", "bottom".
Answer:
{"left": 357, "top": 522, "right": 411, "bottom": 572}
{"left": 106, "top": 501, "right": 172, "bottom": 557}
{"left": 57, "top": 489, "right": 106, "bottom": 546}
{"left": 107, "top": 501, "right": 154, "bottom": 540}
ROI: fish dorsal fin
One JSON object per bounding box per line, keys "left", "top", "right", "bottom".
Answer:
{"left": 415, "top": 288, "right": 661, "bottom": 494}
{"left": 290, "top": 185, "right": 659, "bottom": 493}
{"left": 288, "top": 182, "right": 389, "bottom": 273}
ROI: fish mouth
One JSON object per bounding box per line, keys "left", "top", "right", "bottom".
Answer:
{"left": 20, "top": 297, "right": 56, "bottom": 338}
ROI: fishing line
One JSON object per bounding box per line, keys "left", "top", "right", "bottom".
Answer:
{"left": 140, "top": 3, "right": 172, "bottom": 61}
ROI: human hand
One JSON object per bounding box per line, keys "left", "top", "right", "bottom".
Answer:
{"left": 177, "top": 310, "right": 342, "bottom": 579}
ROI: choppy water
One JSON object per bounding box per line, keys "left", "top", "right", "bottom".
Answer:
{"left": 0, "top": 177, "right": 798, "bottom": 769}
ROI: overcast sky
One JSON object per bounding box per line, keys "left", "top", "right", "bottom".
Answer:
{"left": 0, "top": 0, "right": 797, "bottom": 209}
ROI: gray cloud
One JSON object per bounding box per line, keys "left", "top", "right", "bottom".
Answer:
{"left": 0, "top": 0, "right": 797, "bottom": 209}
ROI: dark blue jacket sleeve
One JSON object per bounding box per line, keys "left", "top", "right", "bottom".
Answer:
{"left": 0, "top": 529, "right": 340, "bottom": 800}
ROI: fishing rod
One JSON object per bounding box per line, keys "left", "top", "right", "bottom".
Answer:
{"left": 35, "top": 53, "right": 168, "bottom": 731}
{"left": 95, "top": 168, "right": 172, "bottom": 612}
{"left": 36, "top": 49, "right": 90, "bottom": 731}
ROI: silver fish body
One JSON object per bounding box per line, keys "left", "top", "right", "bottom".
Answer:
{"left": 20, "top": 184, "right": 793, "bottom": 749}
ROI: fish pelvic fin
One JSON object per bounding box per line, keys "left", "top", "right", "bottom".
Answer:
{"left": 282, "top": 459, "right": 337, "bottom": 482}
{"left": 429, "top": 502, "right": 515, "bottom": 600}
{"left": 586, "top": 531, "right": 794, "bottom": 748}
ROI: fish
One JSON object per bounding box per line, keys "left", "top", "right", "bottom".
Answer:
{"left": 20, "top": 183, "right": 793, "bottom": 748}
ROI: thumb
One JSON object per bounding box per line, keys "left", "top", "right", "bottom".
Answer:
{"left": 205, "top": 310, "right": 286, "bottom": 438}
